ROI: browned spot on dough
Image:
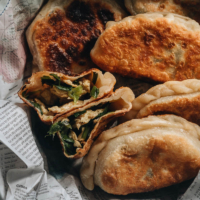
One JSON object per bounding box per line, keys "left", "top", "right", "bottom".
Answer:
{"left": 159, "top": 4, "right": 166, "bottom": 9}
{"left": 168, "top": 42, "right": 175, "bottom": 48}
{"left": 144, "top": 32, "right": 155, "bottom": 45}
{"left": 100, "top": 136, "right": 200, "bottom": 195}
{"left": 33, "top": 0, "right": 115, "bottom": 75}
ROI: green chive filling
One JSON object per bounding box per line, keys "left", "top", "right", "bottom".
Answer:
{"left": 47, "top": 103, "right": 110, "bottom": 155}
{"left": 22, "top": 73, "right": 99, "bottom": 115}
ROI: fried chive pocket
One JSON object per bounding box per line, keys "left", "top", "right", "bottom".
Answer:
{"left": 124, "top": 79, "right": 200, "bottom": 125}
{"left": 18, "top": 69, "right": 116, "bottom": 124}
{"left": 91, "top": 13, "right": 200, "bottom": 82}
{"left": 47, "top": 87, "right": 135, "bottom": 159}
{"left": 81, "top": 115, "right": 200, "bottom": 195}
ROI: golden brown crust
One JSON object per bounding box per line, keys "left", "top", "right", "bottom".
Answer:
{"left": 26, "top": 0, "right": 126, "bottom": 75}
{"left": 55, "top": 87, "right": 134, "bottom": 159}
{"left": 18, "top": 69, "right": 116, "bottom": 124}
{"left": 80, "top": 115, "right": 200, "bottom": 194}
{"left": 91, "top": 13, "right": 200, "bottom": 82}
{"left": 98, "top": 133, "right": 200, "bottom": 194}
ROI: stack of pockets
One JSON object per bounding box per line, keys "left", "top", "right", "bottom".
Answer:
{"left": 80, "top": 79, "right": 200, "bottom": 195}
{"left": 21, "top": 0, "right": 200, "bottom": 196}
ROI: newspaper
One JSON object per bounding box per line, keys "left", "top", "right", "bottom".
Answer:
{"left": 0, "top": 0, "right": 200, "bottom": 200}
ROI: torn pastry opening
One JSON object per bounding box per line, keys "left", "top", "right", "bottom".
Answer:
{"left": 46, "top": 87, "right": 134, "bottom": 158}
{"left": 19, "top": 69, "right": 115, "bottom": 123}
{"left": 47, "top": 102, "right": 115, "bottom": 156}
{"left": 22, "top": 72, "right": 96, "bottom": 112}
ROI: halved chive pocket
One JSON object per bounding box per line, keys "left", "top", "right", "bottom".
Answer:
{"left": 18, "top": 69, "right": 116, "bottom": 124}
{"left": 48, "top": 87, "right": 135, "bottom": 159}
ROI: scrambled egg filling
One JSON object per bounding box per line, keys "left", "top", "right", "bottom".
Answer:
{"left": 74, "top": 109, "right": 104, "bottom": 130}
{"left": 34, "top": 99, "right": 49, "bottom": 115}
{"left": 79, "top": 78, "right": 90, "bottom": 93}
{"left": 52, "top": 78, "right": 90, "bottom": 99}
{"left": 69, "top": 130, "right": 82, "bottom": 148}
{"left": 48, "top": 101, "right": 83, "bottom": 114}
{"left": 50, "top": 78, "right": 90, "bottom": 100}
{"left": 62, "top": 108, "right": 104, "bottom": 151}
{"left": 33, "top": 78, "right": 91, "bottom": 115}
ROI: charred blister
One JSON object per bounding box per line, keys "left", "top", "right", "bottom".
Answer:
{"left": 52, "top": 33, "right": 59, "bottom": 41}
{"left": 74, "top": 38, "right": 82, "bottom": 44}
{"left": 70, "top": 27, "right": 79, "bottom": 33}
{"left": 66, "top": 0, "right": 95, "bottom": 25}
{"left": 182, "top": 42, "right": 187, "bottom": 49}
{"left": 66, "top": 45, "right": 78, "bottom": 58}
{"left": 81, "top": 29, "right": 88, "bottom": 36}
{"left": 60, "top": 39, "right": 68, "bottom": 48}
{"left": 59, "top": 29, "right": 67, "bottom": 36}
{"left": 86, "top": 25, "right": 92, "bottom": 31}
{"left": 97, "top": 8, "right": 114, "bottom": 25}
{"left": 48, "top": 10, "right": 64, "bottom": 27}
{"left": 37, "top": 27, "right": 52, "bottom": 42}
{"left": 95, "top": 29, "right": 101, "bottom": 37}
{"left": 168, "top": 42, "right": 176, "bottom": 48}
{"left": 47, "top": 44, "right": 72, "bottom": 73}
